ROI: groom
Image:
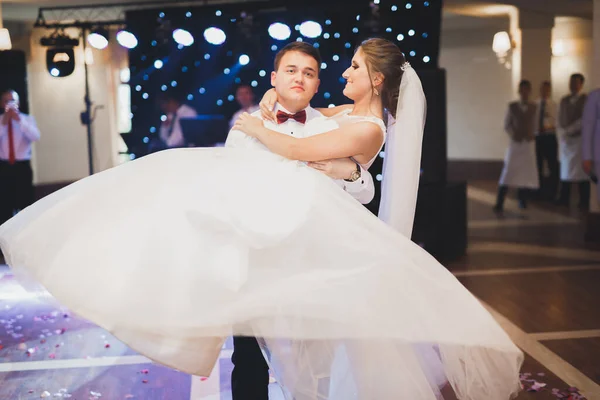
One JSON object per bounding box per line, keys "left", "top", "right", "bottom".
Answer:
{"left": 225, "top": 42, "right": 375, "bottom": 399}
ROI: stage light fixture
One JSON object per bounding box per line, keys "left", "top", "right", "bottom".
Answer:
{"left": 268, "top": 23, "right": 291, "bottom": 40}
{"left": 116, "top": 30, "right": 138, "bottom": 49}
{"left": 299, "top": 21, "right": 322, "bottom": 38}
{"left": 173, "top": 29, "right": 194, "bottom": 46}
{"left": 40, "top": 30, "right": 78, "bottom": 78}
{"left": 239, "top": 54, "right": 250, "bottom": 65}
{"left": 203, "top": 27, "right": 226, "bottom": 45}
{"left": 88, "top": 28, "right": 109, "bottom": 49}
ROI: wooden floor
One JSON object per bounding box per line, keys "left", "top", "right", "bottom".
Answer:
{"left": 0, "top": 181, "right": 598, "bottom": 399}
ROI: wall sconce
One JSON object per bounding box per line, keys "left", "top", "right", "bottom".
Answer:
{"left": 552, "top": 39, "right": 567, "bottom": 57}
{"left": 493, "top": 31, "right": 514, "bottom": 68}
{"left": 0, "top": 28, "right": 12, "bottom": 50}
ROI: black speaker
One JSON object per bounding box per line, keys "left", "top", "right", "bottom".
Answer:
{"left": 412, "top": 181, "right": 467, "bottom": 262}
{"left": 419, "top": 69, "right": 447, "bottom": 185}
{"left": 0, "top": 50, "right": 29, "bottom": 114}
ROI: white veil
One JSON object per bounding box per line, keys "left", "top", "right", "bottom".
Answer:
{"left": 378, "top": 62, "right": 427, "bottom": 238}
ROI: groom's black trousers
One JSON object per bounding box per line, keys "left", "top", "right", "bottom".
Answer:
{"left": 231, "top": 336, "right": 270, "bottom": 399}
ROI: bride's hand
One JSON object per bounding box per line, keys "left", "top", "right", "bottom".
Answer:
{"left": 259, "top": 88, "right": 277, "bottom": 122}
{"left": 308, "top": 158, "right": 360, "bottom": 180}
{"left": 232, "top": 112, "right": 265, "bottom": 137}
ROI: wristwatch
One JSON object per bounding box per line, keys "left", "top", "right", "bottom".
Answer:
{"left": 345, "top": 163, "right": 362, "bottom": 182}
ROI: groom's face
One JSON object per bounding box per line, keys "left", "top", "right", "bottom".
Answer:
{"left": 271, "top": 51, "right": 320, "bottom": 111}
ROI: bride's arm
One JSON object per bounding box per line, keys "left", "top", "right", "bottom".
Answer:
{"left": 314, "top": 104, "right": 353, "bottom": 117}
{"left": 232, "top": 114, "right": 383, "bottom": 162}
{"left": 259, "top": 88, "right": 352, "bottom": 120}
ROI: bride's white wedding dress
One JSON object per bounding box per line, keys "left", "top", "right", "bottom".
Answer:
{"left": 0, "top": 112, "right": 522, "bottom": 399}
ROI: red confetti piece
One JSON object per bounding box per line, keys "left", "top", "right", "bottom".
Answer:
{"left": 104, "top": 344, "right": 111, "bottom": 348}
{"left": 142, "top": 379, "right": 148, "bottom": 384}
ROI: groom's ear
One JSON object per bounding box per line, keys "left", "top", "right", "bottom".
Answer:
{"left": 315, "top": 78, "right": 321, "bottom": 94}
{"left": 271, "top": 71, "right": 277, "bottom": 87}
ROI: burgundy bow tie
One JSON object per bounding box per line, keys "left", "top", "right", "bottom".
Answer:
{"left": 276, "top": 110, "right": 307, "bottom": 124}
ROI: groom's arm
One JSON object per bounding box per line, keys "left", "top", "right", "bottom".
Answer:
{"left": 310, "top": 158, "right": 375, "bottom": 204}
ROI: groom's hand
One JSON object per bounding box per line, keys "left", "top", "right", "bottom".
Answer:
{"left": 308, "top": 158, "right": 359, "bottom": 180}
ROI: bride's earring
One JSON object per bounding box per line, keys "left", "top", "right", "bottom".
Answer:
{"left": 373, "top": 78, "right": 380, "bottom": 96}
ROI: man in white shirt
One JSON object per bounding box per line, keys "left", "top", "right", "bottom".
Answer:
{"left": 556, "top": 73, "right": 589, "bottom": 208}
{"left": 0, "top": 89, "right": 41, "bottom": 226}
{"left": 229, "top": 84, "right": 260, "bottom": 129}
{"left": 157, "top": 93, "right": 198, "bottom": 149}
{"left": 225, "top": 42, "right": 375, "bottom": 400}
{"left": 534, "top": 81, "right": 559, "bottom": 201}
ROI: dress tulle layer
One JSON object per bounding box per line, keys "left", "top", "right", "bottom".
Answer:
{"left": 0, "top": 148, "right": 523, "bottom": 399}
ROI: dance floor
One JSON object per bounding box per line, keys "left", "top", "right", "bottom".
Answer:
{"left": 0, "top": 182, "right": 598, "bottom": 399}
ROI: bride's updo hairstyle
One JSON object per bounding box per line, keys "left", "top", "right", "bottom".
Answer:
{"left": 357, "top": 38, "right": 406, "bottom": 119}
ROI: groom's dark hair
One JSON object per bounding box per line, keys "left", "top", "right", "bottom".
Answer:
{"left": 274, "top": 42, "right": 322, "bottom": 74}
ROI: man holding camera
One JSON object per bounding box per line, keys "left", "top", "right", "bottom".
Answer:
{"left": 0, "top": 89, "right": 41, "bottom": 226}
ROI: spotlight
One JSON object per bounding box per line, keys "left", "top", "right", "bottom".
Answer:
{"left": 299, "top": 21, "right": 322, "bottom": 38}
{"left": 45, "top": 48, "right": 76, "bottom": 77}
{"left": 116, "top": 30, "right": 138, "bottom": 49}
{"left": 204, "top": 27, "right": 226, "bottom": 45}
{"left": 173, "top": 29, "right": 194, "bottom": 46}
{"left": 154, "top": 59, "right": 164, "bottom": 69}
{"left": 268, "top": 22, "right": 291, "bottom": 40}
{"left": 239, "top": 54, "right": 250, "bottom": 65}
{"left": 40, "top": 31, "right": 78, "bottom": 77}
{"left": 87, "top": 28, "right": 109, "bottom": 50}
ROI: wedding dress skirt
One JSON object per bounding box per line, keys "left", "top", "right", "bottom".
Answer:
{"left": 0, "top": 147, "right": 522, "bottom": 399}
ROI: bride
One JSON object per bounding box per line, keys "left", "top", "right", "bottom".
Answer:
{"left": 0, "top": 38, "right": 522, "bottom": 399}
